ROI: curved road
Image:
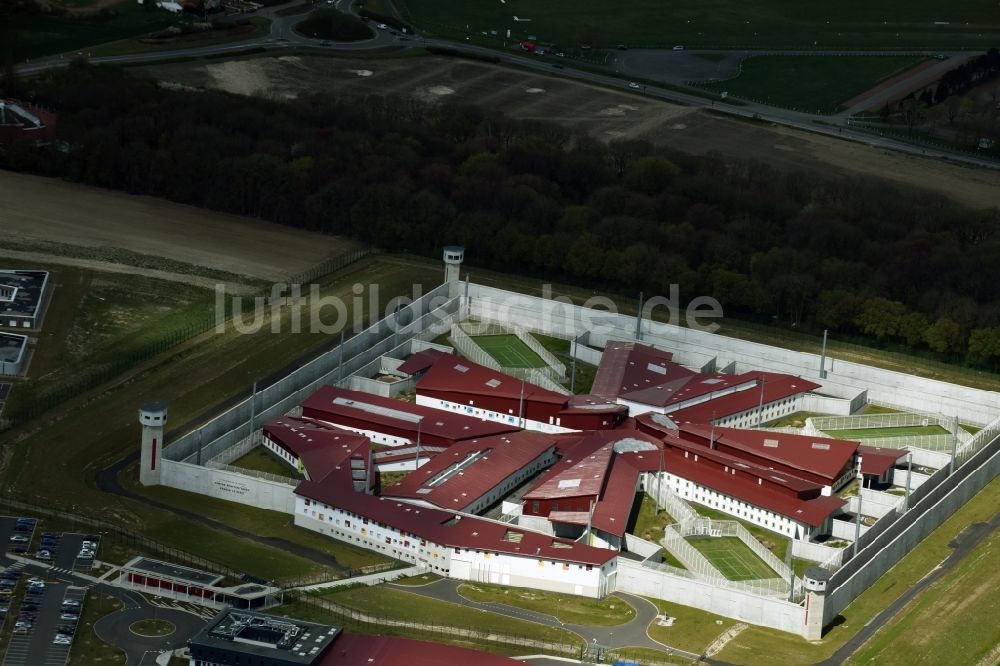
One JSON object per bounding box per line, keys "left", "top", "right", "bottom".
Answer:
{"left": 387, "top": 578, "right": 702, "bottom": 659}
{"left": 93, "top": 594, "right": 206, "bottom": 665}
{"left": 12, "top": 4, "right": 998, "bottom": 170}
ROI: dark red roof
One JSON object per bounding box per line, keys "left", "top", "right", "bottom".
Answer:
{"left": 859, "top": 445, "right": 908, "bottom": 476}
{"left": 524, "top": 430, "right": 663, "bottom": 537}
{"left": 661, "top": 446, "right": 846, "bottom": 526}
{"left": 382, "top": 432, "right": 556, "bottom": 511}
{"left": 591, "top": 341, "right": 685, "bottom": 401}
{"left": 263, "top": 417, "right": 370, "bottom": 485}
{"left": 396, "top": 349, "right": 446, "bottom": 376}
{"left": 667, "top": 372, "right": 821, "bottom": 422}
{"left": 416, "top": 354, "right": 566, "bottom": 406}
{"left": 302, "top": 386, "right": 519, "bottom": 443}
{"left": 322, "top": 634, "right": 523, "bottom": 665}
{"left": 678, "top": 423, "right": 858, "bottom": 483}
{"left": 295, "top": 481, "right": 616, "bottom": 566}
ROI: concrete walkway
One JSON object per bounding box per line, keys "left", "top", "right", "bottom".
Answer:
{"left": 295, "top": 565, "right": 423, "bottom": 592}
{"left": 386, "top": 578, "right": 700, "bottom": 659}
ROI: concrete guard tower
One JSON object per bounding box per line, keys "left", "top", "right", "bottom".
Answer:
{"left": 139, "top": 400, "right": 168, "bottom": 486}
{"left": 802, "top": 566, "right": 831, "bottom": 640}
{"left": 443, "top": 246, "right": 464, "bottom": 299}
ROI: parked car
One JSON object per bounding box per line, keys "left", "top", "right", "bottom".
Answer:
{"left": 9, "top": 536, "right": 28, "bottom": 543}
{"left": 59, "top": 613, "right": 79, "bottom": 621}
{"left": 672, "top": 44, "right": 685, "bottom": 50}
{"left": 58, "top": 624, "right": 76, "bottom": 634}
{"left": 628, "top": 82, "right": 641, "bottom": 89}
{"left": 53, "top": 636, "right": 73, "bottom": 645}
{"left": 376, "top": 23, "right": 387, "bottom": 29}
{"left": 61, "top": 600, "right": 80, "bottom": 608}
{"left": 12, "top": 626, "right": 29, "bottom": 635}
{"left": 36, "top": 550, "right": 51, "bottom": 561}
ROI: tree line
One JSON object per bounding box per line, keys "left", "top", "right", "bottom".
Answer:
{"left": 2, "top": 63, "right": 1000, "bottom": 367}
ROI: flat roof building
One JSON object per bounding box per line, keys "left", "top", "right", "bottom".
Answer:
{"left": 0, "top": 270, "right": 49, "bottom": 329}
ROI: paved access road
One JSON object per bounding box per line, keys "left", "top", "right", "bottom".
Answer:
{"left": 386, "top": 578, "right": 701, "bottom": 660}
{"left": 11, "top": 1, "right": 996, "bottom": 169}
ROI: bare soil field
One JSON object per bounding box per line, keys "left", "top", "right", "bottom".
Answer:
{"left": 0, "top": 170, "right": 359, "bottom": 281}
{"left": 141, "top": 55, "right": 1000, "bottom": 210}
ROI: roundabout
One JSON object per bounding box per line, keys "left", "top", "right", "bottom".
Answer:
{"left": 94, "top": 604, "right": 207, "bottom": 664}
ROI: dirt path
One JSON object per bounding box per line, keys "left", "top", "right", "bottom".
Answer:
{"left": 0, "top": 248, "right": 255, "bottom": 294}
{"left": 0, "top": 170, "right": 357, "bottom": 281}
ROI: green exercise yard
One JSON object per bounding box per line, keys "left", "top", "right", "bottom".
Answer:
{"left": 472, "top": 334, "right": 547, "bottom": 369}
{"left": 702, "top": 56, "right": 927, "bottom": 113}
{"left": 392, "top": 0, "right": 999, "bottom": 49}
{"left": 687, "top": 536, "right": 781, "bottom": 581}
{"left": 823, "top": 425, "right": 948, "bottom": 439}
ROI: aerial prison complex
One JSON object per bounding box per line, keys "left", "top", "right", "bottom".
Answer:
{"left": 137, "top": 247, "right": 1000, "bottom": 640}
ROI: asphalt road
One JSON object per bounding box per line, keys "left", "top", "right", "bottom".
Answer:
{"left": 386, "top": 578, "right": 701, "bottom": 659}
{"left": 92, "top": 591, "right": 206, "bottom": 665}
{"left": 11, "top": 3, "right": 998, "bottom": 170}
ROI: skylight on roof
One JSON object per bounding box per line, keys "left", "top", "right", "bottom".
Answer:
{"left": 485, "top": 378, "right": 501, "bottom": 388}
{"left": 701, "top": 378, "right": 724, "bottom": 385}
{"left": 557, "top": 479, "right": 582, "bottom": 489}
{"left": 454, "top": 364, "right": 470, "bottom": 373}
{"left": 763, "top": 439, "right": 780, "bottom": 448}
{"left": 811, "top": 442, "right": 831, "bottom": 450}
{"left": 647, "top": 363, "right": 667, "bottom": 375}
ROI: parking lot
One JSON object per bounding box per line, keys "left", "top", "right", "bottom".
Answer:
{"left": 0, "top": 517, "right": 89, "bottom": 666}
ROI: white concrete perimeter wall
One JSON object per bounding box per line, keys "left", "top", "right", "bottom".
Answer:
{"left": 852, "top": 488, "right": 902, "bottom": 518}
{"left": 800, "top": 393, "right": 856, "bottom": 416}
{"left": 571, "top": 342, "right": 603, "bottom": 366}
{"left": 616, "top": 559, "right": 807, "bottom": 636}
{"left": 790, "top": 540, "right": 846, "bottom": 566}
{"left": 623, "top": 533, "right": 662, "bottom": 558}
{"left": 160, "top": 460, "right": 295, "bottom": 513}
{"left": 466, "top": 285, "right": 999, "bottom": 425}
{"left": 909, "top": 448, "right": 951, "bottom": 469}
{"left": 831, "top": 519, "right": 869, "bottom": 541}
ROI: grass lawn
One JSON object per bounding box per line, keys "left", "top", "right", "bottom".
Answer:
{"left": 823, "top": 425, "right": 948, "bottom": 439}
{"left": 391, "top": 573, "right": 441, "bottom": 586}
{"left": 68, "top": 591, "right": 125, "bottom": 666}
{"left": 861, "top": 405, "right": 901, "bottom": 415}
{"left": 643, "top": 596, "right": 740, "bottom": 655}
{"left": 128, "top": 618, "right": 175, "bottom": 637}
{"left": 275, "top": 600, "right": 575, "bottom": 657}
{"left": 232, "top": 446, "right": 302, "bottom": 479}
{"left": 392, "top": 0, "right": 998, "bottom": 48}
{"left": 530, "top": 333, "right": 598, "bottom": 394}
{"left": 5, "top": 1, "right": 177, "bottom": 61}
{"left": 472, "top": 333, "right": 547, "bottom": 368}
{"left": 687, "top": 536, "right": 781, "bottom": 581}
{"left": 314, "top": 585, "right": 585, "bottom": 644}
{"left": 145, "top": 519, "right": 319, "bottom": 581}
{"left": 632, "top": 494, "right": 675, "bottom": 542}
{"left": 124, "top": 477, "right": 392, "bottom": 572}
{"left": 846, "top": 529, "right": 1000, "bottom": 666}
{"left": 702, "top": 56, "right": 927, "bottom": 113}
{"left": 458, "top": 582, "right": 636, "bottom": 626}
{"left": 82, "top": 17, "right": 270, "bottom": 57}
{"left": 764, "top": 411, "right": 826, "bottom": 428}
{"left": 693, "top": 505, "right": 790, "bottom": 562}
{"left": 717, "top": 471, "right": 1000, "bottom": 665}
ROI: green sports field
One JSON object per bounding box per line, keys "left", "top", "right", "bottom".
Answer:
{"left": 823, "top": 425, "right": 949, "bottom": 439}
{"left": 687, "top": 536, "right": 781, "bottom": 581}
{"left": 394, "top": 0, "right": 999, "bottom": 49}
{"left": 472, "top": 334, "right": 547, "bottom": 368}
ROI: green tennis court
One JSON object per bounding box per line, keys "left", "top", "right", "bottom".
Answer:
{"left": 472, "top": 334, "right": 547, "bottom": 369}
{"left": 688, "top": 536, "right": 781, "bottom": 581}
